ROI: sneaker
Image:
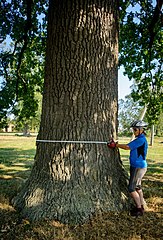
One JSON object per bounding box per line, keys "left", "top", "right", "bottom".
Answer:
{"left": 130, "top": 207, "right": 143, "bottom": 217}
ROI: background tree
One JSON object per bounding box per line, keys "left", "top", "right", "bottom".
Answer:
{"left": 0, "top": 0, "right": 47, "bottom": 127}
{"left": 155, "top": 112, "right": 163, "bottom": 136}
{"left": 14, "top": 92, "right": 42, "bottom": 134}
{"left": 118, "top": 94, "right": 144, "bottom": 135}
{"left": 119, "top": 0, "right": 163, "bottom": 124}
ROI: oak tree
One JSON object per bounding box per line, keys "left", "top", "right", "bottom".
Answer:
{"left": 12, "top": 0, "right": 129, "bottom": 223}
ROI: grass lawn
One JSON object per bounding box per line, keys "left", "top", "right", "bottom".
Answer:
{"left": 0, "top": 135, "right": 163, "bottom": 240}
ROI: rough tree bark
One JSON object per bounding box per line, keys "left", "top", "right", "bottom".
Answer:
{"left": 13, "top": 0, "right": 129, "bottom": 224}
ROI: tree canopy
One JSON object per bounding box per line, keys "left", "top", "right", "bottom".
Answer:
{"left": 0, "top": 0, "right": 162, "bottom": 127}
{"left": 0, "top": 0, "right": 47, "bottom": 125}
{"left": 119, "top": 0, "right": 163, "bottom": 124}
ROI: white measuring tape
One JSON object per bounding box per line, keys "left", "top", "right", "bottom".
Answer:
{"left": 36, "top": 140, "right": 108, "bottom": 144}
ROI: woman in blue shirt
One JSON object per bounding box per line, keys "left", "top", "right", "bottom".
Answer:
{"left": 109, "top": 120, "right": 148, "bottom": 217}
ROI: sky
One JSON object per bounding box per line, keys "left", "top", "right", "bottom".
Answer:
{"left": 118, "top": 67, "right": 132, "bottom": 99}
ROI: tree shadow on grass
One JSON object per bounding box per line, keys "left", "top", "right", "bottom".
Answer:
{"left": 0, "top": 147, "right": 35, "bottom": 202}
{"left": 143, "top": 178, "right": 163, "bottom": 199}
{"left": 146, "top": 158, "right": 163, "bottom": 175}
{"left": 0, "top": 147, "right": 35, "bottom": 175}
{"left": 0, "top": 147, "right": 35, "bottom": 164}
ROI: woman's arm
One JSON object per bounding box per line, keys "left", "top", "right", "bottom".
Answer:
{"left": 116, "top": 143, "right": 130, "bottom": 150}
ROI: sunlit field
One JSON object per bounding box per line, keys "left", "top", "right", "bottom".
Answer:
{"left": 0, "top": 134, "right": 162, "bottom": 240}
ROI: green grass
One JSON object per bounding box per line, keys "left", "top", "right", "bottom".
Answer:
{"left": 0, "top": 136, "right": 36, "bottom": 201}
{"left": 0, "top": 136, "right": 36, "bottom": 177}
{"left": 0, "top": 135, "right": 163, "bottom": 240}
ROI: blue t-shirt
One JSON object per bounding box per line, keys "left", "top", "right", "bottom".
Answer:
{"left": 127, "top": 134, "right": 148, "bottom": 168}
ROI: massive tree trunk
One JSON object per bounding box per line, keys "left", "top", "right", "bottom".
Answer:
{"left": 13, "top": 0, "right": 129, "bottom": 224}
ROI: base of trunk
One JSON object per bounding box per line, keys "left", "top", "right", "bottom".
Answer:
{"left": 12, "top": 148, "right": 130, "bottom": 224}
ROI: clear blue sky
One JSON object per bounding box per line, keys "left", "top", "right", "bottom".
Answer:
{"left": 118, "top": 67, "right": 132, "bottom": 99}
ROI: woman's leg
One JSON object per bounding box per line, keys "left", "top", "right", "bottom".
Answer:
{"left": 136, "top": 189, "right": 144, "bottom": 206}
{"left": 135, "top": 168, "right": 147, "bottom": 208}
{"left": 130, "top": 191, "right": 141, "bottom": 208}
{"left": 128, "top": 167, "right": 147, "bottom": 216}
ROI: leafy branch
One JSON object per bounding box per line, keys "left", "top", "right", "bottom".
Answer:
{"left": 119, "top": 0, "right": 163, "bottom": 124}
